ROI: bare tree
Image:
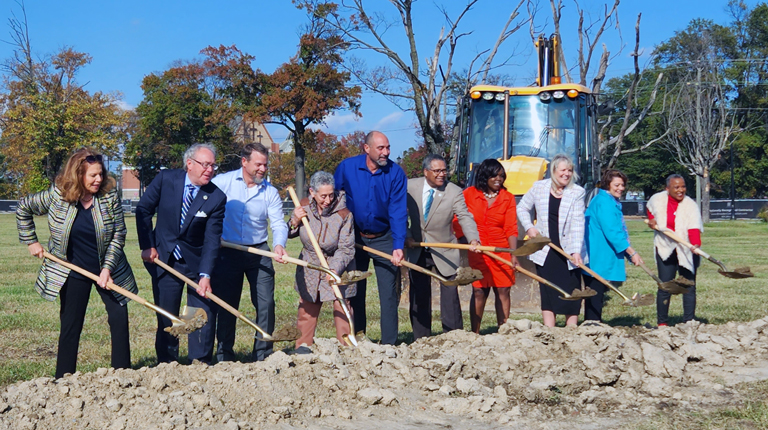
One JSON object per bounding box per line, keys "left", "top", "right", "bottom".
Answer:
{"left": 661, "top": 50, "right": 738, "bottom": 223}
{"left": 297, "top": 0, "right": 532, "bottom": 155}
{"left": 548, "top": 1, "right": 665, "bottom": 167}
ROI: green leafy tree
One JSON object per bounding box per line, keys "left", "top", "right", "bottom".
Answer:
{"left": 0, "top": 5, "right": 128, "bottom": 194}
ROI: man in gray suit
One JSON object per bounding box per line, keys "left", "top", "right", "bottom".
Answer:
{"left": 405, "top": 154, "right": 480, "bottom": 339}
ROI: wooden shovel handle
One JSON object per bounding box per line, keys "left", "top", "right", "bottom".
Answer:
{"left": 152, "top": 258, "right": 270, "bottom": 338}
{"left": 43, "top": 251, "right": 183, "bottom": 324}
{"left": 546, "top": 243, "right": 630, "bottom": 301}
{"left": 355, "top": 243, "right": 449, "bottom": 282}
{"left": 644, "top": 220, "right": 711, "bottom": 259}
{"left": 416, "top": 242, "right": 513, "bottom": 253}
{"left": 221, "top": 240, "right": 342, "bottom": 283}
{"left": 481, "top": 250, "right": 569, "bottom": 297}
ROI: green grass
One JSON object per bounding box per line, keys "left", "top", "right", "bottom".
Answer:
{"left": 0, "top": 215, "right": 766, "bottom": 388}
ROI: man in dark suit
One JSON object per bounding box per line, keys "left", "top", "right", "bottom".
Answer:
{"left": 136, "top": 143, "right": 227, "bottom": 364}
{"left": 405, "top": 154, "right": 480, "bottom": 340}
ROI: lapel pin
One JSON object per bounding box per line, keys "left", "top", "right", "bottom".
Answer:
{"left": 203, "top": 195, "right": 208, "bottom": 200}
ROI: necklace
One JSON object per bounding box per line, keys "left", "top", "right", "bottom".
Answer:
{"left": 483, "top": 190, "right": 499, "bottom": 199}
{"left": 551, "top": 187, "right": 564, "bottom": 197}
{"left": 80, "top": 194, "right": 94, "bottom": 203}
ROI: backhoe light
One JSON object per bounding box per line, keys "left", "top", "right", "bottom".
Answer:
{"left": 495, "top": 93, "right": 506, "bottom": 101}
{"left": 539, "top": 92, "right": 552, "bottom": 101}
{"left": 551, "top": 77, "right": 562, "bottom": 84}
{"left": 470, "top": 91, "right": 482, "bottom": 99}
{"left": 553, "top": 90, "right": 565, "bottom": 99}
{"left": 482, "top": 92, "right": 494, "bottom": 101}
{"left": 567, "top": 89, "right": 579, "bottom": 98}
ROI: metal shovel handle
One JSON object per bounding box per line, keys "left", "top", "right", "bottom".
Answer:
{"left": 152, "top": 258, "right": 275, "bottom": 340}
{"left": 43, "top": 251, "right": 184, "bottom": 325}
{"left": 481, "top": 250, "right": 573, "bottom": 298}
{"left": 547, "top": 243, "right": 633, "bottom": 302}
{"left": 221, "top": 240, "right": 343, "bottom": 284}
{"left": 287, "top": 187, "right": 357, "bottom": 346}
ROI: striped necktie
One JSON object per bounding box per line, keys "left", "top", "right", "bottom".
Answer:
{"left": 424, "top": 189, "right": 434, "bottom": 223}
{"left": 173, "top": 185, "right": 195, "bottom": 260}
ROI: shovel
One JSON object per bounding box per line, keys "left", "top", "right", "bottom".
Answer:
{"left": 645, "top": 221, "right": 754, "bottom": 279}
{"left": 547, "top": 243, "right": 655, "bottom": 307}
{"left": 153, "top": 258, "right": 300, "bottom": 342}
{"left": 42, "top": 252, "right": 206, "bottom": 337}
{"left": 221, "top": 240, "right": 371, "bottom": 284}
{"left": 513, "top": 235, "right": 553, "bottom": 256}
{"left": 481, "top": 250, "right": 596, "bottom": 300}
{"left": 636, "top": 261, "right": 694, "bottom": 295}
{"left": 287, "top": 187, "right": 359, "bottom": 347}
{"left": 355, "top": 244, "right": 483, "bottom": 286}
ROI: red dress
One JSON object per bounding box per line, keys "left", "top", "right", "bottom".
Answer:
{"left": 453, "top": 187, "right": 517, "bottom": 288}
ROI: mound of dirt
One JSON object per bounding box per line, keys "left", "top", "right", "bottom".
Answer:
{"left": 3, "top": 317, "right": 768, "bottom": 429}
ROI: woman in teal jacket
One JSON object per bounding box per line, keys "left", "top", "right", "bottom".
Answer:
{"left": 583, "top": 170, "right": 643, "bottom": 322}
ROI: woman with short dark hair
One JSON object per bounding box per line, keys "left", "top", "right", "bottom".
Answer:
{"left": 583, "top": 169, "right": 643, "bottom": 322}
{"left": 454, "top": 159, "right": 518, "bottom": 332}
{"left": 17, "top": 147, "right": 137, "bottom": 378}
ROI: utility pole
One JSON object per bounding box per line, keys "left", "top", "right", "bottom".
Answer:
{"left": 695, "top": 65, "right": 703, "bottom": 218}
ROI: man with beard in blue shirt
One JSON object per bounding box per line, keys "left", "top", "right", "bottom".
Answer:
{"left": 334, "top": 131, "right": 407, "bottom": 345}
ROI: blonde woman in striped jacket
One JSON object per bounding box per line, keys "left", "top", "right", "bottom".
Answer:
{"left": 17, "top": 148, "right": 137, "bottom": 378}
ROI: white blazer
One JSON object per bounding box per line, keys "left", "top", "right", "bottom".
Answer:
{"left": 517, "top": 179, "right": 586, "bottom": 269}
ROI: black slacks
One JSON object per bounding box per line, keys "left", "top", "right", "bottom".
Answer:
{"left": 148, "top": 256, "right": 214, "bottom": 364}
{"left": 56, "top": 274, "right": 130, "bottom": 378}
{"left": 353, "top": 230, "right": 401, "bottom": 345}
{"left": 212, "top": 244, "right": 275, "bottom": 362}
{"left": 656, "top": 251, "right": 698, "bottom": 325}
{"left": 409, "top": 250, "right": 462, "bottom": 340}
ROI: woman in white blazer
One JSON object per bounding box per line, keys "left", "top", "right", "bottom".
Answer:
{"left": 517, "top": 154, "right": 586, "bottom": 327}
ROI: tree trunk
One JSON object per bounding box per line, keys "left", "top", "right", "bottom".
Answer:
{"left": 702, "top": 166, "right": 710, "bottom": 224}
{"left": 293, "top": 123, "right": 307, "bottom": 200}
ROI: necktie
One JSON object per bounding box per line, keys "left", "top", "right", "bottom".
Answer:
{"left": 424, "top": 189, "right": 434, "bottom": 223}
{"left": 173, "top": 185, "right": 195, "bottom": 260}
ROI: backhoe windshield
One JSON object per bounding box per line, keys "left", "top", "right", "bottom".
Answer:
{"left": 467, "top": 95, "right": 579, "bottom": 166}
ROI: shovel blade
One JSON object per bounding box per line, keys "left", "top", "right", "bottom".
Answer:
{"left": 165, "top": 306, "right": 208, "bottom": 337}
{"left": 623, "top": 293, "right": 655, "bottom": 307}
{"left": 718, "top": 267, "right": 754, "bottom": 279}
{"left": 512, "top": 236, "right": 551, "bottom": 256}
{"left": 263, "top": 324, "right": 302, "bottom": 342}
{"left": 338, "top": 270, "right": 373, "bottom": 284}
{"left": 658, "top": 277, "right": 695, "bottom": 295}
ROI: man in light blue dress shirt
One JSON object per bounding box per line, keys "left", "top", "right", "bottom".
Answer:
{"left": 210, "top": 143, "right": 289, "bottom": 362}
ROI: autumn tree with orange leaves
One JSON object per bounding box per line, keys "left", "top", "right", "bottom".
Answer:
{"left": 249, "top": 7, "right": 361, "bottom": 198}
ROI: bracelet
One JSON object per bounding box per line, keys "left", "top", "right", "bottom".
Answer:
{"left": 628, "top": 251, "right": 637, "bottom": 259}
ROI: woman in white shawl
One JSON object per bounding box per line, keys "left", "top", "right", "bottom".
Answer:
{"left": 646, "top": 174, "right": 702, "bottom": 327}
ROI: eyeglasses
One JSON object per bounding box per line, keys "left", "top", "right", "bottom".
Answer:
{"left": 83, "top": 155, "right": 103, "bottom": 164}
{"left": 428, "top": 169, "right": 447, "bottom": 175}
{"left": 190, "top": 158, "right": 218, "bottom": 171}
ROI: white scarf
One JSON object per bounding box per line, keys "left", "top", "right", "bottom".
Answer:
{"left": 646, "top": 191, "right": 703, "bottom": 272}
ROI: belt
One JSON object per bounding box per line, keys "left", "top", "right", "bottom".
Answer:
{"left": 359, "top": 230, "right": 386, "bottom": 239}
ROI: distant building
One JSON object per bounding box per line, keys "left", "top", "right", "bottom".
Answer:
{"left": 231, "top": 116, "right": 280, "bottom": 153}
{"left": 121, "top": 166, "right": 141, "bottom": 201}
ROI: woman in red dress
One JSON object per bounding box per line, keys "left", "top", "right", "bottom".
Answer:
{"left": 454, "top": 159, "right": 518, "bottom": 333}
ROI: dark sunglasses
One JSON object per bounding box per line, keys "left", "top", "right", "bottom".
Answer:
{"left": 84, "top": 155, "right": 103, "bottom": 164}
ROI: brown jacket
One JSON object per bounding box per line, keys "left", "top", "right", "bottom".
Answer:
{"left": 289, "top": 191, "right": 356, "bottom": 303}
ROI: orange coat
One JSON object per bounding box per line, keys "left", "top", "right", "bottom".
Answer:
{"left": 453, "top": 187, "right": 517, "bottom": 288}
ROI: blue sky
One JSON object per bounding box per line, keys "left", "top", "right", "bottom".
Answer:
{"left": 0, "top": 0, "right": 739, "bottom": 159}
